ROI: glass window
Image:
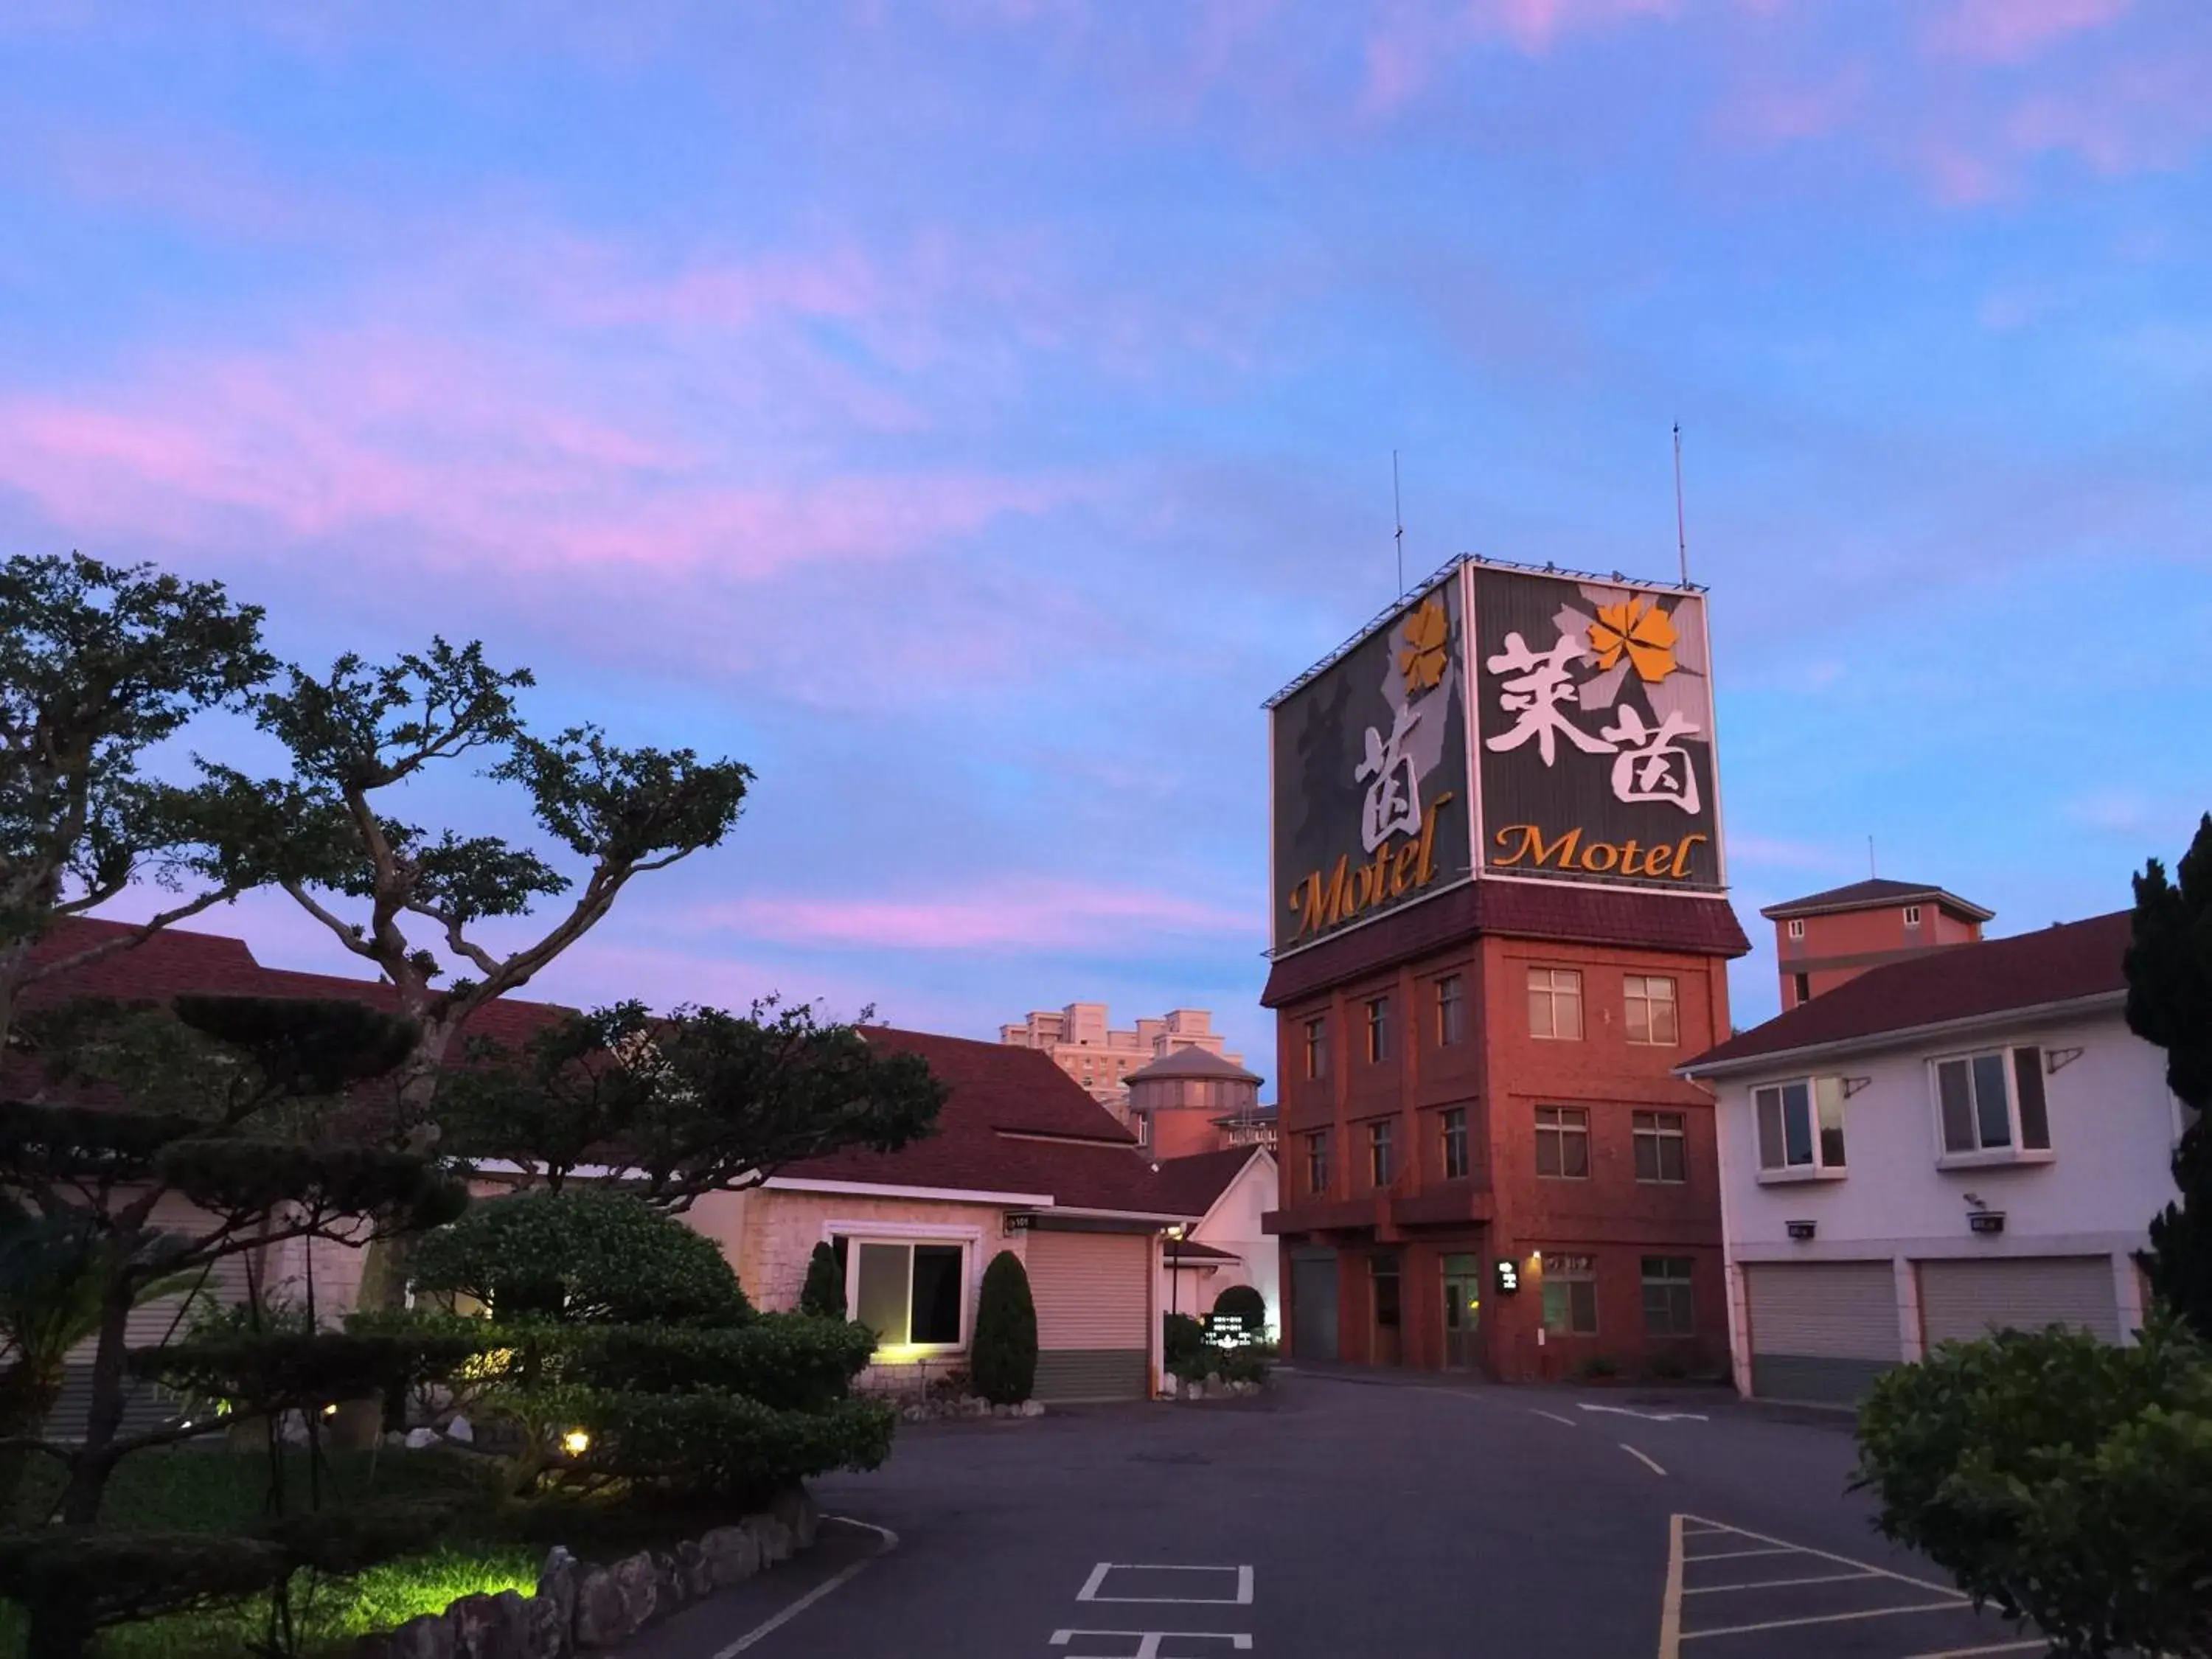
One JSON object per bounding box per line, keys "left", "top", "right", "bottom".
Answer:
{"left": 1632, "top": 1110, "right": 1686, "bottom": 1183}
{"left": 1903, "top": 905, "right": 1921, "bottom": 927}
{"left": 1367, "top": 1119, "right": 1395, "bottom": 1188}
{"left": 1440, "top": 1107, "right": 1469, "bottom": 1180}
{"left": 1534, "top": 1105, "right": 1590, "bottom": 1179}
{"left": 1792, "top": 972, "right": 1812, "bottom": 1006}
{"left": 1528, "top": 968, "right": 1584, "bottom": 1040}
{"left": 1640, "top": 1256, "right": 1695, "bottom": 1338}
{"left": 851, "top": 1240, "right": 966, "bottom": 1347}
{"left": 1624, "top": 975, "right": 1679, "bottom": 1046}
{"left": 1540, "top": 1253, "right": 1597, "bottom": 1335}
{"left": 1371, "top": 1256, "right": 1402, "bottom": 1330}
{"left": 1755, "top": 1079, "right": 1846, "bottom": 1172}
{"left": 1436, "top": 974, "right": 1466, "bottom": 1046}
{"left": 1787, "top": 918, "right": 1805, "bottom": 940}
{"left": 1303, "top": 1016, "right": 1329, "bottom": 1081}
{"left": 1366, "top": 995, "right": 1392, "bottom": 1064}
{"left": 1305, "top": 1130, "right": 1330, "bottom": 1195}
{"left": 1934, "top": 1048, "right": 2049, "bottom": 1155}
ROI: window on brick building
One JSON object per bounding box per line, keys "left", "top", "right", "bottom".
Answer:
{"left": 1528, "top": 967, "right": 1584, "bottom": 1040}
{"left": 1624, "top": 975, "right": 1678, "bottom": 1046}
{"left": 1632, "top": 1110, "right": 1687, "bottom": 1183}
{"left": 849, "top": 1239, "right": 964, "bottom": 1348}
{"left": 1787, "top": 917, "right": 1806, "bottom": 940}
{"left": 1541, "top": 1253, "right": 1597, "bottom": 1335}
{"left": 1305, "top": 1130, "right": 1330, "bottom": 1195}
{"left": 1366, "top": 995, "right": 1392, "bottom": 1064}
{"left": 1534, "top": 1105, "right": 1590, "bottom": 1179}
{"left": 1792, "top": 972, "right": 1812, "bottom": 1006}
{"left": 1367, "top": 1119, "right": 1395, "bottom": 1188}
{"left": 1439, "top": 1107, "right": 1469, "bottom": 1180}
{"left": 1641, "top": 1256, "right": 1695, "bottom": 1338}
{"left": 1303, "top": 1016, "right": 1329, "bottom": 1081}
{"left": 1436, "top": 974, "right": 1466, "bottom": 1046}
{"left": 1903, "top": 905, "right": 1921, "bottom": 928}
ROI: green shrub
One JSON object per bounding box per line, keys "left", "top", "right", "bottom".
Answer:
{"left": 799, "top": 1241, "right": 846, "bottom": 1319}
{"left": 1163, "top": 1312, "right": 1205, "bottom": 1368}
{"left": 1210, "top": 1284, "right": 1267, "bottom": 1338}
{"left": 411, "top": 1188, "right": 751, "bottom": 1327}
{"left": 1575, "top": 1354, "right": 1620, "bottom": 1381}
{"left": 574, "top": 1391, "right": 897, "bottom": 1507}
{"left": 560, "top": 1316, "right": 876, "bottom": 1410}
{"left": 1210, "top": 1344, "right": 1272, "bottom": 1386}
{"left": 1853, "top": 1318, "right": 2212, "bottom": 1658}
{"left": 970, "top": 1251, "right": 1037, "bottom": 1405}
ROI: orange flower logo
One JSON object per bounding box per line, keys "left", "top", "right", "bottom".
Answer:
{"left": 1587, "top": 597, "right": 1677, "bottom": 683}
{"left": 1398, "top": 597, "right": 1449, "bottom": 694}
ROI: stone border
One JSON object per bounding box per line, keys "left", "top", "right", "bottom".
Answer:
{"left": 349, "top": 1486, "right": 819, "bottom": 1658}
{"left": 1160, "top": 1374, "right": 1267, "bottom": 1401}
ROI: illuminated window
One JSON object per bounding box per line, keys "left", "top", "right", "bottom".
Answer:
{"left": 1440, "top": 1107, "right": 1469, "bottom": 1180}
{"left": 1534, "top": 1106, "right": 1590, "bottom": 1179}
{"left": 1933, "top": 1048, "right": 2051, "bottom": 1157}
{"left": 1528, "top": 968, "right": 1583, "bottom": 1040}
{"left": 1641, "top": 1256, "right": 1695, "bottom": 1338}
{"left": 1754, "top": 1079, "right": 1848, "bottom": 1174}
{"left": 1624, "top": 975, "right": 1678, "bottom": 1046}
{"left": 1632, "top": 1110, "right": 1687, "bottom": 1183}
{"left": 850, "top": 1240, "right": 964, "bottom": 1347}
{"left": 1367, "top": 1119, "right": 1395, "bottom": 1188}
{"left": 1366, "top": 995, "right": 1392, "bottom": 1064}
{"left": 1303, "top": 1017, "right": 1329, "bottom": 1081}
{"left": 1541, "top": 1253, "right": 1597, "bottom": 1335}
{"left": 1436, "top": 975, "right": 1466, "bottom": 1046}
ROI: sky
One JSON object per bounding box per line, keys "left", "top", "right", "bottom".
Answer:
{"left": 2, "top": 1, "right": 2208, "bottom": 1089}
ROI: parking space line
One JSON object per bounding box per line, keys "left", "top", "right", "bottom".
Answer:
{"left": 1621, "top": 1442, "right": 1667, "bottom": 1475}
{"left": 1077, "top": 1563, "right": 1256, "bottom": 1605}
{"left": 709, "top": 1517, "right": 899, "bottom": 1658}
{"left": 1683, "top": 1601, "right": 1978, "bottom": 1641}
{"left": 1677, "top": 1515, "right": 1965, "bottom": 1597}
{"left": 1683, "top": 1546, "right": 1795, "bottom": 1562}
{"left": 1530, "top": 1408, "right": 1578, "bottom": 1427}
{"left": 1896, "top": 1643, "right": 2045, "bottom": 1658}
{"left": 1683, "top": 1571, "right": 1879, "bottom": 1596}
{"left": 1656, "top": 1514, "right": 1685, "bottom": 1659}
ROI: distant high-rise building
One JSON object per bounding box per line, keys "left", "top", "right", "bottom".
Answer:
{"left": 998, "top": 1003, "right": 1242, "bottom": 1124}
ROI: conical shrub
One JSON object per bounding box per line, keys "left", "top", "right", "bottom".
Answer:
{"left": 970, "top": 1250, "right": 1037, "bottom": 1405}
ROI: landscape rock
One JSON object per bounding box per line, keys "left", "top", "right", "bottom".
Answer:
{"left": 1020, "top": 1399, "right": 1046, "bottom": 1416}
{"left": 525, "top": 1592, "right": 570, "bottom": 1659}
{"left": 744, "top": 1514, "right": 796, "bottom": 1565}
{"left": 404, "top": 1426, "right": 441, "bottom": 1450}
{"left": 535, "top": 1547, "right": 577, "bottom": 1633}
{"left": 571, "top": 1565, "right": 634, "bottom": 1650}
{"left": 611, "top": 1551, "right": 664, "bottom": 1630}
{"left": 698, "top": 1525, "right": 762, "bottom": 1588}
{"left": 443, "top": 1413, "right": 475, "bottom": 1444}
{"left": 383, "top": 1613, "right": 456, "bottom": 1659}
{"left": 347, "top": 1634, "right": 393, "bottom": 1659}
{"left": 675, "top": 1539, "right": 714, "bottom": 1600}
{"left": 771, "top": 1485, "right": 819, "bottom": 1549}
{"left": 447, "top": 1589, "right": 530, "bottom": 1659}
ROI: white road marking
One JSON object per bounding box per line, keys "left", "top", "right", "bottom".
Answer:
{"left": 1683, "top": 1601, "right": 1978, "bottom": 1640}
{"left": 1529, "top": 1409, "right": 1578, "bottom": 1427}
{"left": 709, "top": 1517, "right": 898, "bottom": 1658}
{"left": 1683, "top": 1571, "right": 1879, "bottom": 1595}
{"left": 1051, "top": 1635, "right": 1253, "bottom": 1658}
{"left": 1579, "top": 1402, "right": 1710, "bottom": 1422}
{"left": 1655, "top": 1514, "right": 1684, "bottom": 1659}
{"left": 1683, "top": 1546, "right": 1798, "bottom": 1562}
{"left": 1898, "top": 1643, "right": 2047, "bottom": 1658}
{"left": 1620, "top": 1442, "right": 1668, "bottom": 1475}
{"left": 1077, "top": 1564, "right": 1255, "bottom": 1605}
{"left": 1674, "top": 1515, "right": 1966, "bottom": 1598}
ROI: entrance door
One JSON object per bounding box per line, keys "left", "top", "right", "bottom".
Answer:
{"left": 1371, "top": 1253, "right": 1403, "bottom": 1366}
{"left": 1290, "top": 1249, "right": 1339, "bottom": 1362}
{"left": 1441, "top": 1253, "right": 1482, "bottom": 1371}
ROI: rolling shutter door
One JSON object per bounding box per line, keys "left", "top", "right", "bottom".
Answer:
{"left": 1919, "top": 1257, "right": 2120, "bottom": 1346}
{"left": 1745, "top": 1261, "right": 1899, "bottom": 1406}
{"left": 1025, "top": 1229, "right": 1151, "bottom": 1402}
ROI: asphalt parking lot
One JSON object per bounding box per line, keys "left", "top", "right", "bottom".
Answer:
{"left": 627, "top": 1368, "right": 2041, "bottom": 1659}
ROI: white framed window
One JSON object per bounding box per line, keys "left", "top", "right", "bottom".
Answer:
{"left": 1903, "top": 905, "right": 1922, "bottom": 927}
{"left": 1624, "top": 975, "right": 1679, "bottom": 1046}
{"left": 1753, "top": 1077, "right": 1847, "bottom": 1180}
{"left": 1787, "top": 918, "right": 1805, "bottom": 940}
{"left": 1931, "top": 1047, "right": 2052, "bottom": 1164}
{"left": 839, "top": 1237, "right": 967, "bottom": 1351}
{"left": 1528, "top": 967, "right": 1584, "bottom": 1040}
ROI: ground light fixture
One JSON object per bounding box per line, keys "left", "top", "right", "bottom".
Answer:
{"left": 561, "top": 1428, "right": 591, "bottom": 1456}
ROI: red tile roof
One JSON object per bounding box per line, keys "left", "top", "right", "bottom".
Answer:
{"left": 1262, "top": 878, "right": 1748, "bottom": 1006}
{"left": 1685, "top": 910, "right": 2132, "bottom": 1073}
{"left": 772, "top": 1028, "right": 1219, "bottom": 1218}
{"left": 1124, "top": 1046, "right": 1262, "bottom": 1085}
{"left": 1759, "top": 878, "right": 1993, "bottom": 923}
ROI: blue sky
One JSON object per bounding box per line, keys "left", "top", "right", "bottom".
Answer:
{"left": 2, "top": 1, "right": 2207, "bottom": 1085}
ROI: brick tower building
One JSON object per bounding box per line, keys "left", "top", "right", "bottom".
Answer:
{"left": 1262, "top": 557, "right": 1749, "bottom": 1381}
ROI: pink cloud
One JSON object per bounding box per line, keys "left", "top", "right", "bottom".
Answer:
{"left": 1922, "top": 0, "right": 2132, "bottom": 63}
{"left": 696, "top": 883, "right": 1258, "bottom": 954}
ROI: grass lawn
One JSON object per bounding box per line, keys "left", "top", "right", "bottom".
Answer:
{"left": 0, "top": 1443, "right": 718, "bottom": 1657}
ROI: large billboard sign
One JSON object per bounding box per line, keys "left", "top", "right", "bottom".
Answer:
{"left": 1268, "top": 558, "right": 1722, "bottom": 956}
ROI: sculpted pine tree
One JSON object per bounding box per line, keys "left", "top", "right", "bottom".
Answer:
{"left": 2126, "top": 813, "right": 2212, "bottom": 1338}
{"left": 0, "top": 553, "right": 276, "bottom": 1041}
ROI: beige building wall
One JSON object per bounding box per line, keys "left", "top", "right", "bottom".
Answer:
{"left": 999, "top": 1002, "right": 1243, "bottom": 1121}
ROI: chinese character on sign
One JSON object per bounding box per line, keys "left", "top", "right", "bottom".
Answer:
{"left": 1354, "top": 704, "right": 1422, "bottom": 852}
{"left": 1599, "top": 706, "right": 1702, "bottom": 814}
{"left": 1484, "top": 631, "right": 1613, "bottom": 767}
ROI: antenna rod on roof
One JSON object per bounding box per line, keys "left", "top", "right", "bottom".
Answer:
{"left": 1868, "top": 835, "right": 1877, "bottom": 878}
{"left": 1393, "top": 450, "right": 1406, "bottom": 599}
{"left": 1672, "top": 422, "right": 1689, "bottom": 586}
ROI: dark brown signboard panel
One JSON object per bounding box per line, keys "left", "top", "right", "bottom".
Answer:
{"left": 1269, "top": 574, "right": 1472, "bottom": 953}
{"left": 1469, "top": 564, "right": 1722, "bottom": 891}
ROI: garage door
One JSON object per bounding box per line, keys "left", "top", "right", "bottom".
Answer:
{"left": 1024, "top": 1228, "right": 1152, "bottom": 1401}
{"left": 1290, "top": 1249, "right": 1338, "bottom": 1363}
{"left": 1919, "top": 1256, "right": 2120, "bottom": 1346}
{"left": 1745, "top": 1261, "right": 1900, "bottom": 1406}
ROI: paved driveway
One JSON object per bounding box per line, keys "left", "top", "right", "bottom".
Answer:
{"left": 626, "top": 1371, "right": 2039, "bottom": 1659}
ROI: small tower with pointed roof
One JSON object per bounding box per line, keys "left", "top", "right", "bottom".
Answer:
{"left": 1761, "top": 878, "right": 1993, "bottom": 1009}
{"left": 1124, "top": 1046, "right": 1266, "bottom": 1159}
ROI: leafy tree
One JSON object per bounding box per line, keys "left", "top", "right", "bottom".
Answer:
{"left": 2128, "top": 813, "right": 2212, "bottom": 1338}
{"left": 799, "top": 1242, "right": 846, "bottom": 1320}
{"left": 970, "top": 1251, "right": 1037, "bottom": 1406}
{"left": 439, "top": 998, "right": 946, "bottom": 1208}
{"left": 1854, "top": 1319, "right": 2212, "bottom": 1658}
{"left": 0, "top": 552, "right": 276, "bottom": 1040}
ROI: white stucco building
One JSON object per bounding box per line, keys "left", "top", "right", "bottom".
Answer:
{"left": 1681, "top": 909, "right": 2183, "bottom": 1405}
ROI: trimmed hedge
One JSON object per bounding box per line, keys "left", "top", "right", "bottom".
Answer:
{"left": 1211, "top": 1284, "right": 1267, "bottom": 1335}
{"left": 970, "top": 1251, "right": 1038, "bottom": 1405}
{"left": 573, "top": 1392, "right": 897, "bottom": 1506}
{"left": 799, "top": 1242, "right": 846, "bottom": 1320}
{"left": 561, "top": 1316, "right": 877, "bottom": 1410}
